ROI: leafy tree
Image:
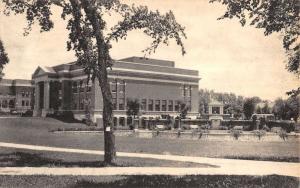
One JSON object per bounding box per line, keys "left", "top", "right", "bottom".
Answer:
{"left": 272, "top": 98, "right": 286, "bottom": 120}
{"left": 179, "top": 101, "right": 189, "bottom": 119}
{"left": 126, "top": 98, "right": 140, "bottom": 124}
{"left": 0, "top": 39, "right": 9, "bottom": 80}
{"left": 256, "top": 106, "right": 262, "bottom": 114}
{"left": 285, "top": 96, "right": 300, "bottom": 121}
{"left": 1, "top": 0, "right": 186, "bottom": 164}
{"left": 210, "top": 0, "right": 300, "bottom": 96}
{"left": 261, "top": 103, "right": 270, "bottom": 114}
{"left": 243, "top": 98, "right": 256, "bottom": 119}
{"left": 272, "top": 96, "right": 300, "bottom": 121}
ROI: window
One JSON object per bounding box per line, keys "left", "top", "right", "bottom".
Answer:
{"left": 25, "top": 92, "right": 29, "bottom": 97}
{"left": 119, "top": 117, "right": 125, "bottom": 127}
{"left": 148, "top": 99, "right": 153, "bottom": 111}
{"left": 72, "top": 82, "right": 78, "bottom": 93}
{"left": 162, "top": 100, "right": 167, "bottom": 111}
{"left": 168, "top": 100, "right": 173, "bottom": 111}
{"left": 175, "top": 100, "right": 180, "bottom": 111}
{"left": 25, "top": 101, "right": 29, "bottom": 106}
{"left": 189, "top": 86, "right": 192, "bottom": 97}
{"left": 79, "top": 80, "right": 84, "bottom": 92}
{"left": 141, "top": 99, "right": 147, "bottom": 111}
{"left": 22, "top": 100, "right": 25, "bottom": 107}
{"left": 181, "top": 85, "right": 185, "bottom": 97}
{"left": 112, "top": 98, "right": 117, "bottom": 110}
{"left": 119, "top": 80, "right": 125, "bottom": 93}
{"left": 80, "top": 99, "right": 84, "bottom": 110}
{"left": 21, "top": 91, "right": 25, "bottom": 97}
{"left": 86, "top": 82, "right": 92, "bottom": 92}
{"left": 110, "top": 80, "right": 117, "bottom": 93}
{"left": 212, "top": 107, "right": 220, "bottom": 114}
{"left": 155, "top": 100, "right": 160, "bottom": 111}
{"left": 2, "top": 100, "right": 8, "bottom": 108}
{"left": 73, "top": 103, "right": 77, "bottom": 110}
{"left": 119, "top": 98, "right": 125, "bottom": 110}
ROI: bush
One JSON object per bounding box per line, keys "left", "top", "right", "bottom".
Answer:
{"left": 229, "top": 130, "right": 242, "bottom": 140}
{"left": 47, "top": 111, "right": 77, "bottom": 123}
{"left": 278, "top": 130, "right": 288, "bottom": 141}
{"left": 200, "top": 124, "right": 210, "bottom": 130}
{"left": 252, "top": 130, "right": 266, "bottom": 140}
{"left": 21, "top": 110, "right": 33, "bottom": 117}
{"left": 221, "top": 120, "right": 253, "bottom": 130}
{"left": 182, "top": 124, "right": 190, "bottom": 130}
{"left": 266, "top": 121, "right": 295, "bottom": 133}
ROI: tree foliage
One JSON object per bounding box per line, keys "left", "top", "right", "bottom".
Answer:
{"left": 243, "top": 98, "right": 257, "bottom": 119}
{"left": 126, "top": 98, "right": 140, "bottom": 119}
{"left": 0, "top": 39, "right": 9, "bottom": 80}
{"left": 210, "top": 0, "right": 300, "bottom": 96}
{"left": 1, "top": 0, "right": 186, "bottom": 164}
{"left": 272, "top": 96, "right": 300, "bottom": 121}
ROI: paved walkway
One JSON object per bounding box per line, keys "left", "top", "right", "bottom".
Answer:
{"left": 0, "top": 142, "right": 299, "bottom": 177}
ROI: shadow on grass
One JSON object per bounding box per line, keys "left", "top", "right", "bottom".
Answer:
{"left": 72, "top": 175, "right": 299, "bottom": 188}
{"left": 0, "top": 152, "right": 218, "bottom": 168}
{"left": 0, "top": 152, "right": 112, "bottom": 167}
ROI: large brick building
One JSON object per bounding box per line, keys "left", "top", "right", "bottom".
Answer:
{"left": 0, "top": 79, "right": 34, "bottom": 113}
{"left": 31, "top": 57, "right": 199, "bottom": 128}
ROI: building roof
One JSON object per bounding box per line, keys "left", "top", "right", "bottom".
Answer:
{"left": 208, "top": 99, "right": 224, "bottom": 106}
{"left": 119, "top": 56, "right": 175, "bottom": 68}
{"left": 0, "top": 79, "right": 33, "bottom": 86}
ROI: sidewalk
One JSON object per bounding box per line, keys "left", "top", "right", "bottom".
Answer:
{"left": 0, "top": 142, "right": 299, "bottom": 177}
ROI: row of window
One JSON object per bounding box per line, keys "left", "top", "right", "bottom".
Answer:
{"left": 21, "top": 100, "right": 31, "bottom": 107}
{"left": 72, "top": 80, "right": 92, "bottom": 94}
{"left": 142, "top": 99, "right": 182, "bottom": 112}
{"left": 182, "top": 85, "right": 192, "bottom": 97}
{"left": 111, "top": 80, "right": 126, "bottom": 110}
{"left": 73, "top": 98, "right": 92, "bottom": 110}
{"left": 21, "top": 91, "right": 31, "bottom": 98}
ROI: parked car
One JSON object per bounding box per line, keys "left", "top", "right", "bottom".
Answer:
{"left": 10, "top": 110, "right": 18, "bottom": 115}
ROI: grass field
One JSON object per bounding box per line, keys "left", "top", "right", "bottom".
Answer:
{"left": 0, "top": 175, "right": 298, "bottom": 188}
{"left": 0, "top": 117, "right": 299, "bottom": 162}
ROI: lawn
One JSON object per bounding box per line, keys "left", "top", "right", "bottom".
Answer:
{"left": 0, "top": 118, "right": 299, "bottom": 162}
{"left": 0, "top": 175, "right": 298, "bottom": 188}
{"left": 0, "top": 148, "right": 215, "bottom": 168}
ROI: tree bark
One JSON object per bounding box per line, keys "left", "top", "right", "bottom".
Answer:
{"left": 80, "top": 0, "right": 116, "bottom": 164}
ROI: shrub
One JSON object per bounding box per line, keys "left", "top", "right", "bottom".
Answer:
{"left": 21, "top": 110, "right": 33, "bottom": 117}
{"left": 200, "top": 124, "right": 210, "bottom": 130}
{"left": 252, "top": 130, "right": 266, "bottom": 140}
{"left": 230, "top": 130, "right": 242, "bottom": 140}
{"left": 177, "top": 130, "right": 181, "bottom": 138}
{"left": 278, "top": 130, "right": 288, "bottom": 141}
{"left": 266, "top": 121, "right": 295, "bottom": 133}
{"left": 221, "top": 120, "right": 253, "bottom": 130}
{"left": 198, "top": 129, "right": 209, "bottom": 139}
{"left": 182, "top": 124, "right": 190, "bottom": 130}
{"left": 262, "top": 125, "right": 270, "bottom": 132}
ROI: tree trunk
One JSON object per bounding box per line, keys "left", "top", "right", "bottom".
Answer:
{"left": 80, "top": 0, "right": 116, "bottom": 164}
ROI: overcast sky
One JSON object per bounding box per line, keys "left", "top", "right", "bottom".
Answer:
{"left": 0, "top": 0, "right": 299, "bottom": 101}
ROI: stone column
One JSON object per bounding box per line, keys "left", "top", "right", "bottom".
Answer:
{"left": 208, "top": 105, "right": 212, "bottom": 114}
{"left": 42, "top": 81, "right": 50, "bottom": 117}
{"left": 33, "top": 83, "right": 40, "bottom": 117}
{"left": 220, "top": 106, "right": 224, "bottom": 115}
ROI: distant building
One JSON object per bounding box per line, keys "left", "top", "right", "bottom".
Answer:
{"left": 0, "top": 79, "right": 34, "bottom": 113}
{"left": 32, "top": 57, "right": 200, "bottom": 128}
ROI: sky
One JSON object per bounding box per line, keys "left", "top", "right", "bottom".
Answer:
{"left": 0, "top": 0, "right": 299, "bottom": 101}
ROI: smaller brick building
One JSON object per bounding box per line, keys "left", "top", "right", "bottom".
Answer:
{"left": 0, "top": 79, "right": 34, "bottom": 113}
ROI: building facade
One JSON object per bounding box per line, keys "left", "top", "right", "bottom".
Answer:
{"left": 0, "top": 79, "right": 34, "bottom": 113}
{"left": 32, "top": 57, "right": 200, "bottom": 128}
